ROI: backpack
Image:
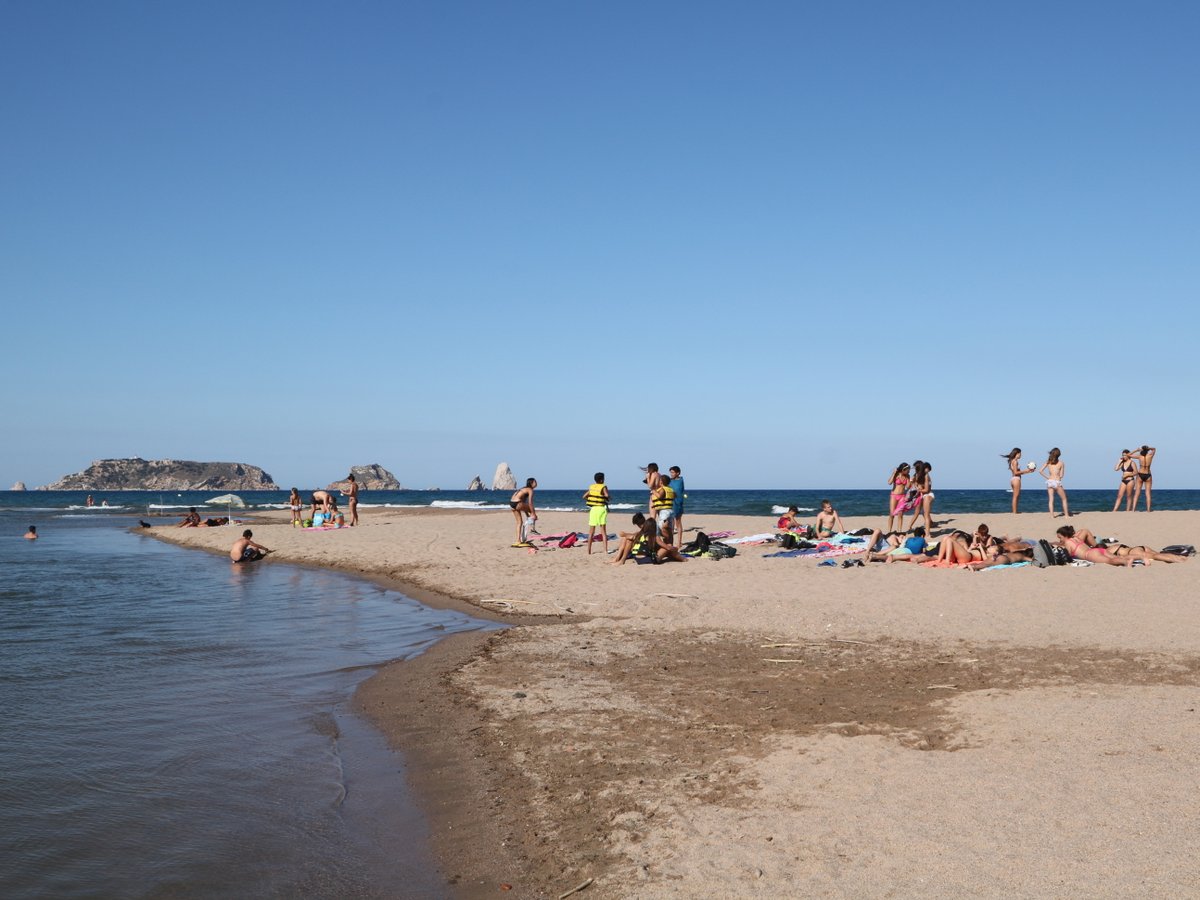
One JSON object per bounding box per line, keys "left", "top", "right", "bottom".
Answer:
{"left": 1051, "top": 545, "right": 1071, "bottom": 565}
{"left": 1032, "top": 539, "right": 1056, "bottom": 568}
{"left": 705, "top": 541, "right": 737, "bottom": 560}
{"left": 682, "top": 532, "right": 712, "bottom": 555}
{"left": 1162, "top": 544, "right": 1196, "bottom": 557}
{"left": 558, "top": 532, "right": 579, "bottom": 548}
{"left": 780, "top": 533, "right": 799, "bottom": 550}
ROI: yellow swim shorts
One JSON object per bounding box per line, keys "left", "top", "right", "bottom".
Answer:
{"left": 588, "top": 506, "right": 608, "bottom": 527}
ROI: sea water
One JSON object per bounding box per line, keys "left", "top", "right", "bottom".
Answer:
{"left": 5, "top": 487, "right": 1194, "bottom": 520}
{"left": 0, "top": 510, "right": 495, "bottom": 898}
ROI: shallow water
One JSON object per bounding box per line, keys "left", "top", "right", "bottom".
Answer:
{"left": 0, "top": 513, "right": 494, "bottom": 898}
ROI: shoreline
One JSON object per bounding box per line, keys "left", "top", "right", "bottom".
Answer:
{"left": 149, "top": 506, "right": 1200, "bottom": 897}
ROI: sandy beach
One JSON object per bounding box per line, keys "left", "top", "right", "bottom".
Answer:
{"left": 154, "top": 507, "right": 1200, "bottom": 898}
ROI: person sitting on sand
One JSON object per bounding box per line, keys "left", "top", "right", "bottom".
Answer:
{"left": 776, "top": 506, "right": 805, "bottom": 532}
{"left": 1056, "top": 525, "right": 1135, "bottom": 567}
{"left": 177, "top": 508, "right": 201, "bottom": 528}
{"left": 230, "top": 529, "right": 272, "bottom": 563}
{"left": 814, "top": 500, "right": 846, "bottom": 538}
{"left": 24, "top": 525, "right": 37, "bottom": 540}
{"left": 610, "top": 513, "right": 683, "bottom": 566}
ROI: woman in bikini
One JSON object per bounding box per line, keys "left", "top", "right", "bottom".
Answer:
{"left": 1113, "top": 450, "right": 1138, "bottom": 512}
{"left": 1131, "top": 445, "right": 1155, "bottom": 512}
{"left": 906, "top": 461, "right": 935, "bottom": 534}
{"left": 886, "top": 462, "right": 911, "bottom": 533}
{"left": 1003, "top": 448, "right": 1037, "bottom": 514}
{"left": 1056, "top": 525, "right": 1135, "bottom": 567}
{"left": 510, "top": 478, "right": 537, "bottom": 546}
{"left": 969, "top": 524, "right": 998, "bottom": 562}
{"left": 641, "top": 463, "right": 662, "bottom": 515}
{"left": 1039, "top": 448, "right": 1069, "bottom": 518}
{"left": 935, "top": 530, "right": 974, "bottom": 565}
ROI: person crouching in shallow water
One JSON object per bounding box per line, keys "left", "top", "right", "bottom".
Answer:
{"left": 230, "top": 529, "right": 272, "bottom": 563}
{"left": 24, "top": 525, "right": 37, "bottom": 540}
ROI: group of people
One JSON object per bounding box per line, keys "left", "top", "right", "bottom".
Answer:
{"left": 862, "top": 521, "right": 1188, "bottom": 569}
{"left": 291, "top": 475, "right": 360, "bottom": 528}
{"left": 886, "top": 461, "right": 936, "bottom": 532}
{"left": 1003, "top": 445, "right": 1157, "bottom": 515}
{"left": 175, "top": 508, "right": 231, "bottom": 528}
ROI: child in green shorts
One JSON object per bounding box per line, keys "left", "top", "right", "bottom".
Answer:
{"left": 583, "top": 472, "right": 611, "bottom": 555}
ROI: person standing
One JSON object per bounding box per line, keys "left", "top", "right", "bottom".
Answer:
{"left": 668, "top": 466, "right": 685, "bottom": 546}
{"left": 642, "top": 463, "right": 662, "bottom": 515}
{"left": 886, "top": 462, "right": 911, "bottom": 532}
{"left": 342, "top": 474, "right": 359, "bottom": 526}
{"left": 510, "top": 478, "right": 537, "bottom": 546}
{"left": 1113, "top": 450, "right": 1138, "bottom": 512}
{"left": 24, "top": 525, "right": 38, "bottom": 540}
{"left": 582, "top": 472, "right": 610, "bottom": 555}
{"left": 288, "top": 488, "right": 303, "bottom": 527}
{"left": 1003, "top": 448, "right": 1037, "bottom": 514}
{"left": 1131, "top": 445, "right": 1156, "bottom": 511}
{"left": 1040, "top": 448, "right": 1069, "bottom": 518}
{"left": 651, "top": 475, "right": 676, "bottom": 544}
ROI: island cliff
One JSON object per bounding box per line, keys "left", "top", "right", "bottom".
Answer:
{"left": 41, "top": 458, "right": 279, "bottom": 491}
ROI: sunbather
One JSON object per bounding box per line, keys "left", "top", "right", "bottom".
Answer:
{"left": 814, "top": 500, "right": 846, "bottom": 538}
{"left": 1056, "top": 526, "right": 1135, "bottom": 567}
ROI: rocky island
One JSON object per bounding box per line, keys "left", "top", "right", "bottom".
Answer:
{"left": 41, "top": 458, "right": 279, "bottom": 491}
{"left": 327, "top": 464, "right": 404, "bottom": 492}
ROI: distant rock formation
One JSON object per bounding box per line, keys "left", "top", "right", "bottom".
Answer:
{"left": 41, "top": 458, "right": 279, "bottom": 491}
{"left": 11, "top": 481, "right": 25, "bottom": 491}
{"left": 491, "top": 463, "right": 517, "bottom": 491}
{"left": 327, "top": 464, "right": 403, "bottom": 492}
{"left": 466, "top": 475, "right": 485, "bottom": 491}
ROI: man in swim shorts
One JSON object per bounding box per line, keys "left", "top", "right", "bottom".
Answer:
{"left": 230, "top": 529, "right": 272, "bottom": 563}
{"left": 177, "top": 508, "right": 201, "bottom": 528}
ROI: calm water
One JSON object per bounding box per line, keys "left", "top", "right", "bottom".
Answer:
{"left": 4, "top": 487, "right": 1196, "bottom": 520}
{"left": 0, "top": 512, "right": 496, "bottom": 899}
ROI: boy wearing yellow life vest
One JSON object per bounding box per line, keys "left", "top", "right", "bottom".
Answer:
{"left": 652, "top": 476, "right": 677, "bottom": 544}
{"left": 582, "top": 472, "right": 611, "bottom": 555}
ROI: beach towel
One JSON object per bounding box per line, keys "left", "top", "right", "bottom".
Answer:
{"left": 765, "top": 544, "right": 866, "bottom": 561}
{"left": 980, "top": 561, "right": 1032, "bottom": 572}
{"left": 724, "top": 533, "right": 777, "bottom": 545}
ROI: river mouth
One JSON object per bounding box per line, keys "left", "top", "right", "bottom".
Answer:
{"left": 0, "top": 513, "right": 495, "bottom": 898}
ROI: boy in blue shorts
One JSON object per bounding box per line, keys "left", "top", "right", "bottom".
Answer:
{"left": 583, "top": 472, "right": 611, "bottom": 555}
{"left": 668, "top": 466, "right": 685, "bottom": 545}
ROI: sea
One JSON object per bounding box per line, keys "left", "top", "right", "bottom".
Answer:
{"left": 2, "top": 486, "right": 1196, "bottom": 897}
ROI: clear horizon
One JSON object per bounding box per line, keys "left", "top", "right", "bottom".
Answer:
{"left": 4, "top": 2, "right": 1196, "bottom": 491}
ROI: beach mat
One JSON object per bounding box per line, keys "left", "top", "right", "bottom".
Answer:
{"left": 765, "top": 544, "right": 866, "bottom": 561}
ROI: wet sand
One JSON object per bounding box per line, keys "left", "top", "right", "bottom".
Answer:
{"left": 155, "top": 507, "right": 1200, "bottom": 898}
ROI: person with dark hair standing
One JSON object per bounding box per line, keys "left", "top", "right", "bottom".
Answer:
{"left": 641, "top": 463, "right": 662, "bottom": 515}
{"left": 1131, "top": 445, "right": 1156, "bottom": 511}
{"left": 1040, "top": 448, "right": 1069, "bottom": 518}
{"left": 1113, "top": 450, "right": 1138, "bottom": 512}
{"left": 510, "top": 478, "right": 537, "bottom": 546}
{"left": 886, "top": 462, "right": 911, "bottom": 532}
{"left": 1003, "top": 448, "right": 1037, "bottom": 514}
{"left": 342, "top": 474, "right": 359, "bottom": 526}
{"left": 668, "top": 466, "right": 685, "bottom": 546}
{"left": 582, "top": 472, "right": 610, "bottom": 555}
{"left": 905, "top": 462, "right": 934, "bottom": 533}
{"left": 24, "top": 525, "right": 37, "bottom": 540}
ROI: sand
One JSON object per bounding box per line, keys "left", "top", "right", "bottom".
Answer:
{"left": 153, "top": 507, "right": 1200, "bottom": 898}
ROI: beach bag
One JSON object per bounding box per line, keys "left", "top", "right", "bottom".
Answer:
{"left": 1051, "top": 545, "right": 1071, "bottom": 565}
{"left": 780, "top": 533, "right": 799, "bottom": 550}
{"left": 1162, "top": 544, "right": 1196, "bottom": 557}
{"left": 1032, "top": 539, "right": 1056, "bottom": 568}
{"left": 705, "top": 541, "right": 737, "bottom": 560}
{"left": 558, "top": 532, "right": 579, "bottom": 549}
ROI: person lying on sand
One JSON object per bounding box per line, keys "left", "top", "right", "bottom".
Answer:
{"left": 1056, "top": 526, "right": 1137, "bottom": 567}
{"left": 1075, "top": 528, "right": 1189, "bottom": 564}
{"left": 177, "top": 508, "right": 201, "bottom": 528}
{"left": 864, "top": 527, "right": 927, "bottom": 563}
{"left": 230, "top": 529, "right": 272, "bottom": 563}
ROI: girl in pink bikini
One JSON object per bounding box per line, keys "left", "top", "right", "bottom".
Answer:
{"left": 886, "top": 462, "right": 911, "bottom": 533}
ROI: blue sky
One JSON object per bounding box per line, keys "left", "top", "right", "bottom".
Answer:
{"left": 3, "top": 1, "right": 1196, "bottom": 490}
